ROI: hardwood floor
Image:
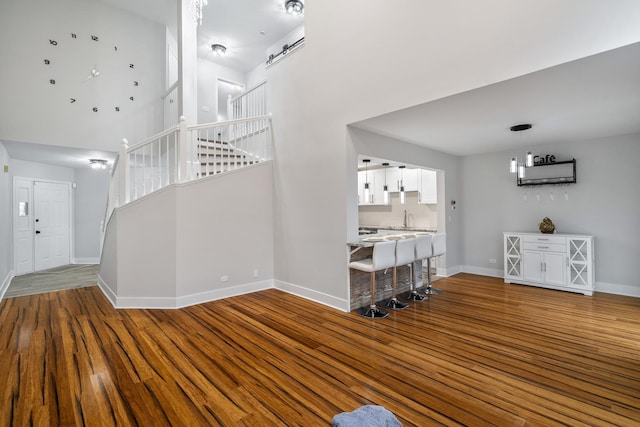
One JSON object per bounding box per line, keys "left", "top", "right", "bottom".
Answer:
{"left": 1, "top": 273, "right": 639, "bottom": 426}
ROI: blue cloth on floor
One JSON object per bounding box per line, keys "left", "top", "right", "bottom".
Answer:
{"left": 332, "top": 405, "right": 403, "bottom": 427}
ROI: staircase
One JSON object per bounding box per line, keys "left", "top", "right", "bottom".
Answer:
{"left": 196, "top": 139, "right": 256, "bottom": 177}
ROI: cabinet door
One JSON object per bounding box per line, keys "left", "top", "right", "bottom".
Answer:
{"left": 402, "top": 169, "right": 419, "bottom": 191}
{"left": 418, "top": 169, "right": 437, "bottom": 204}
{"left": 568, "top": 237, "right": 592, "bottom": 289}
{"left": 372, "top": 170, "right": 388, "bottom": 205}
{"left": 522, "top": 251, "right": 544, "bottom": 283}
{"left": 504, "top": 234, "right": 522, "bottom": 279}
{"left": 544, "top": 252, "right": 566, "bottom": 286}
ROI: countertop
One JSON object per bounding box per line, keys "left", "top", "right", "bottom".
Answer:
{"left": 349, "top": 228, "right": 437, "bottom": 247}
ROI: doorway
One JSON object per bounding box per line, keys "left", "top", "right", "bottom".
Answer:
{"left": 13, "top": 178, "right": 71, "bottom": 275}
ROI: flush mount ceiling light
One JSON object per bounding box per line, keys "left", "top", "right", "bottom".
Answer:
{"left": 285, "top": 0, "right": 304, "bottom": 15}
{"left": 509, "top": 123, "right": 533, "bottom": 178}
{"left": 211, "top": 44, "right": 227, "bottom": 56}
{"left": 89, "top": 159, "right": 108, "bottom": 170}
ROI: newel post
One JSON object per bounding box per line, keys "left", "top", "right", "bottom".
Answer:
{"left": 177, "top": 116, "right": 190, "bottom": 182}
{"left": 118, "top": 138, "right": 129, "bottom": 205}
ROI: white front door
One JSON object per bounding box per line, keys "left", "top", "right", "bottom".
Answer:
{"left": 14, "top": 179, "right": 71, "bottom": 274}
{"left": 33, "top": 181, "right": 71, "bottom": 271}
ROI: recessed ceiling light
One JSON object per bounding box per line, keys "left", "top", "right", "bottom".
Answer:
{"left": 259, "top": 30, "right": 266, "bottom": 35}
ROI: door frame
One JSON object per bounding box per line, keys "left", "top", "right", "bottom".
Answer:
{"left": 12, "top": 177, "right": 74, "bottom": 275}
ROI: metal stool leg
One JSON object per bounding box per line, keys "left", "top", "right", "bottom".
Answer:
{"left": 419, "top": 258, "right": 443, "bottom": 295}
{"left": 383, "top": 264, "right": 409, "bottom": 310}
{"left": 358, "top": 271, "right": 389, "bottom": 318}
{"left": 401, "top": 261, "right": 427, "bottom": 301}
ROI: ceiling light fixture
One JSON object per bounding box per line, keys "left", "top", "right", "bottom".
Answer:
{"left": 192, "top": 0, "right": 208, "bottom": 26}
{"left": 89, "top": 159, "right": 108, "bottom": 170}
{"left": 285, "top": 0, "right": 304, "bottom": 15}
{"left": 211, "top": 44, "right": 227, "bottom": 56}
{"left": 509, "top": 123, "right": 533, "bottom": 178}
{"left": 399, "top": 165, "right": 406, "bottom": 205}
{"left": 362, "top": 159, "right": 371, "bottom": 204}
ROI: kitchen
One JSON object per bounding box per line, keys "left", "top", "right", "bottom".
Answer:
{"left": 349, "top": 156, "right": 444, "bottom": 312}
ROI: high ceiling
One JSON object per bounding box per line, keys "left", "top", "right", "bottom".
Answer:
{"left": 101, "top": 0, "right": 304, "bottom": 73}
{"left": 352, "top": 42, "right": 640, "bottom": 157}
{"left": 197, "top": 0, "right": 304, "bottom": 72}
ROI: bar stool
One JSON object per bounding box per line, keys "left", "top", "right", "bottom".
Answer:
{"left": 349, "top": 240, "right": 396, "bottom": 318}
{"left": 382, "top": 238, "right": 413, "bottom": 310}
{"left": 401, "top": 234, "right": 432, "bottom": 301}
{"left": 422, "top": 233, "right": 446, "bottom": 295}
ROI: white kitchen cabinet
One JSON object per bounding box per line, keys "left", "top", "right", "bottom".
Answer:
{"left": 503, "top": 232, "right": 594, "bottom": 295}
{"left": 418, "top": 169, "right": 437, "bottom": 204}
{"left": 358, "top": 170, "right": 387, "bottom": 205}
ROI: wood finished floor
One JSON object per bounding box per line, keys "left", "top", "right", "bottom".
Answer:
{"left": 1, "top": 273, "right": 639, "bottom": 426}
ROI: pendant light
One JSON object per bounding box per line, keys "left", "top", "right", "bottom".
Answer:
{"left": 509, "top": 123, "right": 533, "bottom": 178}
{"left": 362, "top": 159, "right": 371, "bottom": 204}
{"left": 399, "top": 165, "right": 406, "bottom": 205}
{"left": 382, "top": 162, "right": 390, "bottom": 205}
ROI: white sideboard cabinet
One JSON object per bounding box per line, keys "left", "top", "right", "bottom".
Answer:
{"left": 503, "top": 232, "right": 594, "bottom": 295}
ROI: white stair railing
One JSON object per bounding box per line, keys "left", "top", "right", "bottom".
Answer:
{"left": 187, "top": 115, "right": 272, "bottom": 180}
{"left": 230, "top": 81, "right": 267, "bottom": 120}
{"left": 105, "top": 115, "right": 272, "bottom": 213}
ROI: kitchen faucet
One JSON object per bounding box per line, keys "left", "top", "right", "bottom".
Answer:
{"left": 403, "top": 210, "right": 408, "bottom": 228}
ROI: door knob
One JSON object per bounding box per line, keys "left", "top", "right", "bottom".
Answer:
{"left": 35, "top": 230, "right": 41, "bottom": 234}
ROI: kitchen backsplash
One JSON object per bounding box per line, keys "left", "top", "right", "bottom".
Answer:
{"left": 358, "top": 191, "right": 437, "bottom": 229}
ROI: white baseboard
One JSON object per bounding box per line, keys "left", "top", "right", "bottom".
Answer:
{"left": 175, "top": 280, "right": 274, "bottom": 308}
{"left": 441, "top": 265, "right": 462, "bottom": 277}
{"left": 453, "top": 267, "right": 640, "bottom": 299}
{"left": 461, "top": 265, "right": 503, "bottom": 278}
{"left": 274, "top": 279, "right": 349, "bottom": 312}
{"left": 73, "top": 257, "right": 100, "bottom": 264}
{"left": 0, "top": 270, "right": 15, "bottom": 301}
{"left": 97, "top": 276, "right": 276, "bottom": 309}
{"left": 595, "top": 281, "right": 640, "bottom": 298}
{"left": 97, "top": 274, "right": 117, "bottom": 306}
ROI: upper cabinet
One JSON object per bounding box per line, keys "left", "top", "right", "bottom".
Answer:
{"left": 358, "top": 167, "right": 438, "bottom": 206}
{"left": 418, "top": 169, "right": 437, "bottom": 204}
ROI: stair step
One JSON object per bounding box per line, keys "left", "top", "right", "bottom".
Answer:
{"left": 198, "top": 153, "right": 246, "bottom": 159}
{"left": 200, "top": 161, "right": 257, "bottom": 166}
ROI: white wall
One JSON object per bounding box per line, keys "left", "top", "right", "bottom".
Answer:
{"left": 460, "top": 133, "right": 640, "bottom": 295}
{"left": 246, "top": 63, "right": 267, "bottom": 89}
{"left": 99, "top": 163, "right": 274, "bottom": 308}
{"left": 197, "top": 59, "right": 246, "bottom": 124}
{"left": 74, "top": 168, "right": 109, "bottom": 262}
{"left": 0, "top": 0, "right": 166, "bottom": 152}
{"left": 0, "top": 143, "right": 12, "bottom": 297}
{"left": 11, "top": 160, "right": 75, "bottom": 183}
{"left": 265, "top": 0, "right": 640, "bottom": 308}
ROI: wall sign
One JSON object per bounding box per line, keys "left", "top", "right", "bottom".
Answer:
{"left": 533, "top": 154, "right": 557, "bottom": 165}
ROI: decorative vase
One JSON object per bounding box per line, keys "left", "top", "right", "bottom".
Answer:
{"left": 539, "top": 217, "right": 555, "bottom": 234}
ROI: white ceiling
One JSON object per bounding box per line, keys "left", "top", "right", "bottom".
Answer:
{"left": 197, "top": 0, "right": 304, "bottom": 72}
{"left": 352, "top": 42, "right": 640, "bottom": 157}
{"left": 102, "top": 0, "right": 304, "bottom": 72}
{"left": 3, "top": 140, "right": 117, "bottom": 170}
